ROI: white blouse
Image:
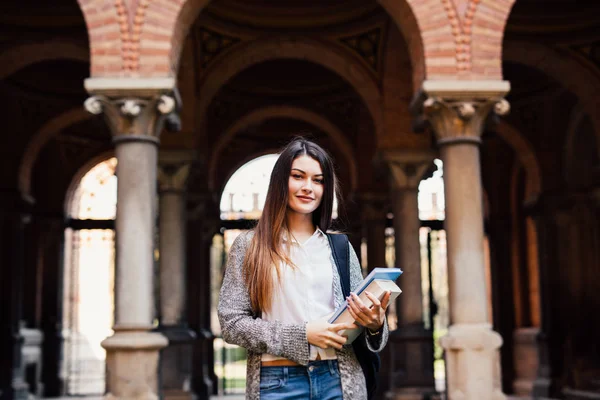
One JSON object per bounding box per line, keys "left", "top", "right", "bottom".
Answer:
{"left": 261, "top": 227, "right": 338, "bottom": 361}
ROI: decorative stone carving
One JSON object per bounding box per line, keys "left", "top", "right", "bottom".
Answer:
{"left": 383, "top": 150, "right": 436, "bottom": 190}
{"left": 440, "top": 0, "right": 482, "bottom": 72}
{"left": 414, "top": 80, "right": 511, "bottom": 145}
{"left": 113, "top": 0, "right": 151, "bottom": 73}
{"left": 158, "top": 151, "right": 195, "bottom": 193}
{"left": 422, "top": 97, "right": 510, "bottom": 145}
{"left": 198, "top": 28, "right": 241, "bottom": 68}
{"left": 339, "top": 25, "right": 385, "bottom": 73}
{"left": 84, "top": 93, "right": 178, "bottom": 140}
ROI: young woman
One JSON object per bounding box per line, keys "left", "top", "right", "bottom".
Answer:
{"left": 218, "top": 138, "right": 391, "bottom": 399}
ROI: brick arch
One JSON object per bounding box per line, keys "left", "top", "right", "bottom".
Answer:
{"left": 494, "top": 120, "right": 542, "bottom": 203}
{"left": 76, "top": 0, "right": 210, "bottom": 77}
{"left": 77, "top": 0, "right": 515, "bottom": 81}
{"left": 0, "top": 40, "right": 89, "bottom": 80}
{"left": 504, "top": 40, "right": 600, "bottom": 158}
{"left": 380, "top": 0, "right": 516, "bottom": 85}
{"left": 19, "top": 108, "right": 93, "bottom": 203}
{"left": 208, "top": 105, "right": 358, "bottom": 194}
{"left": 197, "top": 36, "right": 383, "bottom": 140}
{"left": 76, "top": 0, "right": 122, "bottom": 76}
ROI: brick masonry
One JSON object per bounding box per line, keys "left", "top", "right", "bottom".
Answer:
{"left": 77, "top": 0, "right": 515, "bottom": 82}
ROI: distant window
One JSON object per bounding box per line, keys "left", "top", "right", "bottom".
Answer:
{"left": 418, "top": 159, "right": 445, "bottom": 221}
{"left": 70, "top": 157, "right": 117, "bottom": 220}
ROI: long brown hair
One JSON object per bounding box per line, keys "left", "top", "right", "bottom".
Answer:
{"left": 243, "top": 138, "right": 341, "bottom": 313}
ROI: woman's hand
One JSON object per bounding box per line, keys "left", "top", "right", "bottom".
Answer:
{"left": 306, "top": 320, "right": 358, "bottom": 350}
{"left": 346, "top": 291, "right": 391, "bottom": 332}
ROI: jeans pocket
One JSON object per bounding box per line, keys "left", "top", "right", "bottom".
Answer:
{"left": 331, "top": 361, "right": 341, "bottom": 377}
{"left": 259, "top": 376, "right": 285, "bottom": 391}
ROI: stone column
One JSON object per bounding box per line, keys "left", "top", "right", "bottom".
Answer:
{"left": 0, "top": 194, "right": 30, "bottom": 399}
{"left": 186, "top": 197, "right": 221, "bottom": 399}
{"left": 84, "top": 79, "right": 180, "bottom": 399}
{"left": 417, "top": 80, "right": 511, "bottom": 400}
{"left": 362, "top": 193, "right": 388, "bottom": 273}
{"left": 39, "top": 217, "right": 66, "bottom": 397}
{"left": 157, "top": 151, "right": 196, "bottom": 400}
{"left": 384, "top": 151, "right": 436, "bottom": 398}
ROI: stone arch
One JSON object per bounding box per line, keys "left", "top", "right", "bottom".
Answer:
{"left": 19, "top": 108, "right": 94, "bottom": 202}
{"left": 504, "top": 40, "right": 600, "bottom": 158}
{"left": 76, "top": 0, "right": 122, "bottom": 76}
{"left": 493, "top": 120, "right": 542, "bottom": 203}
{"left": 208, "top": 105, "right": 358, "bottom": 194}
{"left": 0, "top": 40, "right": 89, "bottom": 80}
{"left": 64, "top": 150, "right": 115, "bottom": 215}
{"left": 76, "top": 0, "right": 515, "bottom": 82}
{"left": 76, "top": 0, "right": 212, "bottom": 77}
{"left": 217, "top": 148, "right": 280, "bottom": 207}
{"left": 197, "top": 36, "right": 383, "bottom": 141}
{"left": 380, "top": 0, "right": 516, "bottom": 85}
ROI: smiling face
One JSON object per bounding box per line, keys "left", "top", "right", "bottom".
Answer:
{"left": 287, "top": 155, "right": 324, "bottom": 217}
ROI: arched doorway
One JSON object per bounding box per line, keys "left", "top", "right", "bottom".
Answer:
{"left": 62, "top": 157, "right": 117, "bottom": 395}
{"left": 212, "top": 154, "right": 279, "bottom": 395}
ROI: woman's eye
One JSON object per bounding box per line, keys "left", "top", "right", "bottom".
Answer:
{"left": 292, "top": 174, "right": 302, "bottom": 179}
{"left": 314, "top": 179, "right": 324, "bottom": 184}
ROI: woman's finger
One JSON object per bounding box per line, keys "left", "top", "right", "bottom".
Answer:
{"left": 364, "top": 291, "right": 381, "bottom": 308}
{"left": 351, "top": 293, "right": 371, "bottom": 313}
{"left": 329, "top": 321, "right": 358, "bottom": 332}
{"left": 347, "top": 304, "right": 368, "bottom": 326}
{"left": 329, "top": 333, "right": 347, "bottom": 345}
{"left": 347, "top": 296, "right": 361, "bottom": 315}
{"left": 380, "top": 291, "right": 392, "bottom": 310}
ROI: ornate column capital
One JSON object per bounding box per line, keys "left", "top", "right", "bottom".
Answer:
{"left": 157, "top": 150, "right": 195, "bottom": 193}
{"left": 382, "top": 150, "right": 436, "bottom": 190}
{"left": 83, "top": 79, "right": 181, "bottom": 143}
{"left": 359, "top": 192, "right": 388, "bottom": 222}
{"left": 412, "top": 80, "right": 510, "bottom": 146}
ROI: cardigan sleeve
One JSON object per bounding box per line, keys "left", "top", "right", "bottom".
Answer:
{"left": 217, "top": 231, "right": 311, "bottom": 365}
{"left": 348, "top": 244, "right": 389, "bottom": 352}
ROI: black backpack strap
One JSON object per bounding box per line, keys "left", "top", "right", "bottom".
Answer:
{"left": 327, "top": 233, "right": 350, "bottom": 296}
{"left": 327, "top": 232, "right": 380, "bottom": 400}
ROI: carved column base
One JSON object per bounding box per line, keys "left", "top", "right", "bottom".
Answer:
{"left": 386, "top": 323, "right": 435, "bottom": 395}
{"left": 157, "top": 326, "right": 196, "bottom": 399}
{"left": 21, "top": 326, "right": 44, "bottom": 398}
{"left": 440, "top": 323, "right": 506, "bottom": 400}
{"left": 193, "top": 329, "right": 217, "bottom": 399}
{"left": 532, "top": 331, "right": 555, "bottom": 398}
{"left": 102, "top": 329, "right": 168, "bottom": 400}
{"left": 10, "top": 378, "right": 30, "bottom": 400}
{"left": 513, "top": 327, "right": 539, "bottom": 396}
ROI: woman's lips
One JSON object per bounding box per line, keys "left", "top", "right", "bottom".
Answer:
{"left": 297, "top": 195, "right": 314, "bottom": 202}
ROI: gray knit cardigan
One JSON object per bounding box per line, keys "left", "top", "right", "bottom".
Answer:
{"left": 217, "top": 230, "right": 389, "bottom": 399}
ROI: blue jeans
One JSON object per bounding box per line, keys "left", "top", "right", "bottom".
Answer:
{"left": 259, "top": 360, "right": 343, "bottom": 399}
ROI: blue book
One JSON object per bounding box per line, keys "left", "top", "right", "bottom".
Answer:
{"left": 328, "top": 267, "right": 403, "bottom": 324}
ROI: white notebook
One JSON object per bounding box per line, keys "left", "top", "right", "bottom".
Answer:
{"left": 328, "top": 267, "right": 403, "bottom": 344}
